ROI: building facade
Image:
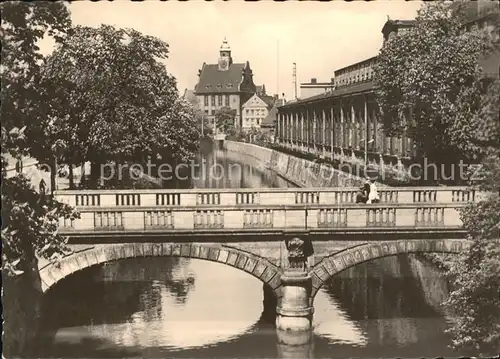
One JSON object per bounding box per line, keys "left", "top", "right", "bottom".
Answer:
{"left": 241, "top": 94, "right": 269, "bottom": 130}
{"left": 300, "top": 78, "right": 335, "bottom": 99}
{"left": 194, "top": 38, "right": 256, "bottom": 128}
{"left": 276, "top": 8, "right": 499, "bottom": 170}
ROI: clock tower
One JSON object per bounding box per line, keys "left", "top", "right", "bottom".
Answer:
{"left": 218, "top": 37, "right": 232, "bottom": 71}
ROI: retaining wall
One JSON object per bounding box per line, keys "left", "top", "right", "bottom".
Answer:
{"left": 224, "top": 141, "right": 376, "bottom": 188}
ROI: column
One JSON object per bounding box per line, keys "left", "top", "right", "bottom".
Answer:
{"left": 300, "top": 111, "right": 304, "bottom": 151}
{"left": 347, "top": 101, "right": 352, "bottom": 148}
{"left": 322, "top": 108, "right": 326, "bottom": 157}
{"left": 401, "top": 108, "right": 408, "bottom": 157}
{"left": 408, "top": 107, "right": 415, "bottom": 157}
{"left": 277, "top": 112, "right": 282, "bottom": 143}
{"left": 330, "top": 105, "right": 335, "bottom": 159}
{"left": 276, "top": 237, "right": 314, "bottom": 336}
{"left": 282, "top": 113, "right": 286, "bottom": 143}
{"left": 312, "top": 110, "right": 317, "bottom": 153}
{"left": 351, "top": 101, "right": 357, "bottom": 150}
{"left": 286, "top": 113, "right": 290, "bottom": 143}
{"left": 306, "top": 110, "right": 311, "bottom": 152}
{"left": 340, "top": 100, "right": 345, "bottom": 154}
{"left": 306, "top": 110, "right": 311, "bottom": 151}
{"left": 364, "top": 96, "right": 368, "bottom": 168}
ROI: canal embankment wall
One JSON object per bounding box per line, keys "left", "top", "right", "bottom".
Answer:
{"left": 224, "top": 141, "right": 386, "bottom": 188}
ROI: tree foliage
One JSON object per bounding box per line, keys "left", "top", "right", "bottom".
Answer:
{"left": 374, "top": 0, "right": 500, "bottom": 162}
{"left": 444, "top": 169, "right": 500, "bottom": 354}
{"left": 1, "top": 2, "right": 78, "bottom": 275}
{"left": 375, "top": 1, "right": 500, "bottom": 353}
{"left": 215, "top": 106, "right": 237, "bottom": 135}
{"left": 38, "top": 25, "right": 201, "bottom": 175}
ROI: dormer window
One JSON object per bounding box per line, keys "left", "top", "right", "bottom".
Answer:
{"left": 216, "top": 84, "right": 222, "bottom": 89}
{"left": 206, "top": 84, "right": 212, "bottom": 89}
{"left": 226, "top": 83, "right": 233, "bottom": 88}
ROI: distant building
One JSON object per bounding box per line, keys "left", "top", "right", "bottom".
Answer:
{"left": 194, "top": 38, "right": 257, "bottom": 127}
{"left": 300, "top": 78, "right": 335, "bottom": 99}
{"left": 461, "top": 0, "right": 500, "bottom": 79}
{"left": 334, "top": 56, "right": 378, "bottom": 88}
{"left": 241, "top": 94, "right": 269, "bottom": 130}
{"left": 276, "top": 9, "right": 499, "bottom": 167}
{"left": 381, "top": 19, "right": 416, "bottom": 44}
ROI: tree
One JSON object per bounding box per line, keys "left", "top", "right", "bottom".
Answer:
{"left": 1, "top": 2, "right": 79, "bottom": 356}
{"left": 444, "top": 156, "right": 500, "bottom": 355}
{"left": 1, "top": 1, "right": 79, "bottom": 273}
{"left": 374, "top": 1, "right": 500, "bottom": 164}
{"left": 374, "top": 1, "right": 500, "bottom": 353}
{"left": 214, "top": 106, "right": 237, "bottom": 135}
{"left": 39, "top": 25, "right": 201, "bottom": 182}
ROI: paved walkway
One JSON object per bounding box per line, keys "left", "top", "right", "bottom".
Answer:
{"left": 4, "top": 154, "right": 90, "bottom": 191}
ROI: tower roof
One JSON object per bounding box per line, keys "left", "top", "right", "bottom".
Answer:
{"left": 220, "top": 37, "right": 231, "bottom": 51}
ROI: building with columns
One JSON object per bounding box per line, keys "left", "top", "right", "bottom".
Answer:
{"left": 276, "top": 7, "right": 499, "bottom": 170}
{"left": 194, "top": 38, "right": 257, "bottom": 128}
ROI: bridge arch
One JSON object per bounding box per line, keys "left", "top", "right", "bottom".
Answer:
{"left": 39, "top": 243, "right": 283, "bottom": 296}
{"left": 308, "top": 239, "right": 472, "bottom": 302}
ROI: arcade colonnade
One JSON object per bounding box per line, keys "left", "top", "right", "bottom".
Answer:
{"left": 276, "top": 84, "right": 416, "bottom": 166}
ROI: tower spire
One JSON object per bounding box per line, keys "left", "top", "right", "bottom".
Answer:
{"left": 218, "top": 37, "right": 232, "bottom": 70}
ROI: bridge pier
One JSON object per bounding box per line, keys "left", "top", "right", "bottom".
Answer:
{"left": 262, "top": 283, "right": 277, "bottom": 322}
{"left": 275, "top": 271, "right": 314, "bottom": 340}
{"left": 276, "top": 329, "right": 314, "bottom": 359}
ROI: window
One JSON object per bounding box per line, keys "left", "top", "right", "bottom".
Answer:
{"left": 218, "top": 95, "right": 222, "bottom": 106}
{"left": 205, "top": 109, "right": 208, "bottom": 114}
{"left": 225, "top": 95, "right": 230, "bottom": 106}
{"left": 211, "top": 95, "right": 215, "bottom": 106}
{"left": 204, "top": 96, "right": 209, "bottom": 106}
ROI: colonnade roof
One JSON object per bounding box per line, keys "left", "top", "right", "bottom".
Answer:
{"left": 280, "top": 81, "right": 376, "bottom": 110}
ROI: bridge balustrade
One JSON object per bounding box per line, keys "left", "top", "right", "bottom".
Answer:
{"left": 55, "top": 186, "right": 478, "bottom": 209}
{"left": 58, "top": 202, "right": 466, "bottom": 235}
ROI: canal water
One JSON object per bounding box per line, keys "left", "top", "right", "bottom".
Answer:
{"left": 38, "top": 146, "right": 468, "bottom": 358}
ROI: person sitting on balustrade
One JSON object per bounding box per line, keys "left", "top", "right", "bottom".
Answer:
{"left": 367, "top": 180, "right": 380, "bottom": 204}
{"left": 356, "top": 179, "right": 371, "bottom": 203}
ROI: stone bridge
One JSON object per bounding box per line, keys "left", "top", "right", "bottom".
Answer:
{"left": 39, "top": 238, "right": 473, "bottom": 337}
{"left": 41, "top": 186, "right": 481, "bottom": 338}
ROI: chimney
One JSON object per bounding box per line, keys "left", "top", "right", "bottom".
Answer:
{"left": 311, "top": 78, "right": 317, "bottom": 84}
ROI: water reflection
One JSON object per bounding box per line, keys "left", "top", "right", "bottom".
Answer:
{"left": 38, "top": 148, "right": 470, "bottom": 358}
{"left": 41, "top": 259, "right": 265, "bottom": 356}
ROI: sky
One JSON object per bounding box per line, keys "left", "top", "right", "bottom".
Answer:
{"left": 45, "top": 0, "right": 424, "bottom": 100}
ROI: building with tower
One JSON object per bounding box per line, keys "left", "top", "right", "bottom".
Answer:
{"left": 194, "top": 38, "right": 257, "bottom": 128}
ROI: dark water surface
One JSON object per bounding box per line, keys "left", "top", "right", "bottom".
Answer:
{"left": 38, "top": 147, "right": 468, "bottom": 358}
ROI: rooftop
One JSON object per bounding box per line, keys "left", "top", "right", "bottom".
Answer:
{"left": 280, "top": 81, "right": 375, "bottom": 108}
{"left": 261, "top": 106, "right": 278, "bottom": 128}
{"left": 195, "top": 63, "right": 247, "bottom": 94}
